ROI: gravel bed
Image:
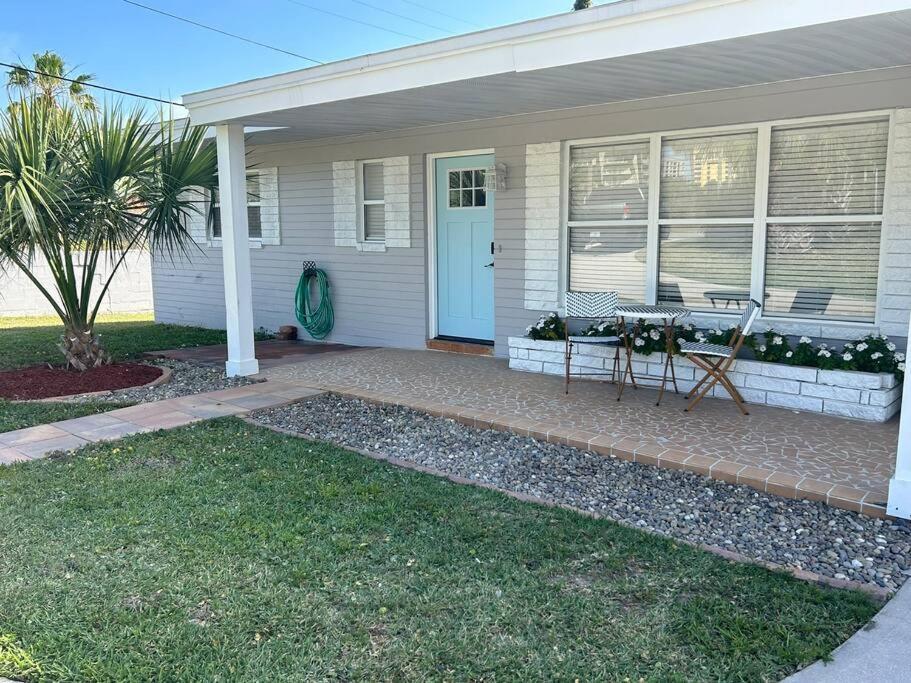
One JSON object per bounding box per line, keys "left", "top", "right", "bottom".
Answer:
{"left": 67, "top": 359, "right": 259, "bottom": 404}
{"left": 253, "top": 394, "right": 911, "bottom": 590}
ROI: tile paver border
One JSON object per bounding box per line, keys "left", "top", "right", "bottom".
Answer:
{"left": 306, "top": 384, "right": 891, "bottom": 518}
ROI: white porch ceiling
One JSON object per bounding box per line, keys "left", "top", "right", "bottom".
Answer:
{"left": 187, "top": 3, "right": 911, "bottom": 142}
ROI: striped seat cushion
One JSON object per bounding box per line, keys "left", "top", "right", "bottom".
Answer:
{"left": 615, "top": 304, "right": 689, "bottom": 319}
{"left": 569, "top": 335, "right": 621, "bottom": 343}
{"left": 679, "top": 341, "right": 733, "bottom": 357}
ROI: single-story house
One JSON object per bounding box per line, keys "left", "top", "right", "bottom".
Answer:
{"left": 152, "top": 0, "right": 911, "bottom": 516}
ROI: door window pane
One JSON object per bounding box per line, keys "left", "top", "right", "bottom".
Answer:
{"left": 447, "top": 168, "right": 487, "bottom": 208}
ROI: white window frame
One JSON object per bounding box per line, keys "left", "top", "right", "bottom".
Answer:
{"left": 210, "top": 169, "right": 263, "bottom": 248}
{"left": 561, "top": 110, "right": 894, "bottom": 332}
{"left": 356, "top": 159, "right": 386, "bottom": 243}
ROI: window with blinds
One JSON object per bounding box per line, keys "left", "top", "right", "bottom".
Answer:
{"left": 764, "top": 119, "right": 888, "bottom": 321}
{"left": 564, "top": 114, "right": 890, "bottom": 323}
{"left": 568, "top": 140, "right": 649, "bottom": 301}
{"left": 212, "top": 172, "right": 262, "bottom": 239}
{"left": 361, "top": 161, "right": 385, "bottom": 242}
{"left": 657, "top": 132, "right": 757, "bottom": 310}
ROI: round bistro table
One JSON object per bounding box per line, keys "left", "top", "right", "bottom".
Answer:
{"left": 614, "top": 304, "right": 690, "bottom": 406}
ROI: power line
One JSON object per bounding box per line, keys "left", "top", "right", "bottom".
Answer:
{"left": 122, "top": 0, "right": 324, "bottom": 64}
{"left": 348, "top": 0, "right": 451, "bottom": 34}
{"left": 285, "top": 0, "right": 424, "bottom": 41}
{"left": 1, "top": 61, "right": 182, "bottom": 106}
{"left": 396, "top": 0, "right": 485, "bottom": 30}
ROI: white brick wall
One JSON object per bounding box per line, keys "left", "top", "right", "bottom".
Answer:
{"left": 508, "top": 337, "right": 902, "bottom": 422}
{"left": 332, "top": 160, "right": 357, "bottom": 247}
{"left": 878, "top": 108, "right": 911, "bottom": 338}
{"left": 0, "top": 251, "right": 153, "bottom": 316}
{"left": 257, "top": 167, "right": 281, "bottom": 246}
{"left": 383, "top": 156, "right": 411, "bottom": 249}
{"left": 524, "top": 142, "right": 561, "bottom": 311}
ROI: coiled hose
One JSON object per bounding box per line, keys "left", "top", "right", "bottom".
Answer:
{"left": 295, "top": 267, "right": 334, "bottom": 339}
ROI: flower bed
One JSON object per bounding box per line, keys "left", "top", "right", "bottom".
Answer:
{"left": 508, "top": 335, "right": 901, "bottom": 422}
{"left": 525, "top": 314, "right": 905, "bottom": 382}
{"left": 0, "top": 363, "right": 164, "bottom": 400}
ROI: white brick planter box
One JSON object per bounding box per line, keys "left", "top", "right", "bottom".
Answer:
{"left": 508, "top": 337, "right": 901, "bottom": 422}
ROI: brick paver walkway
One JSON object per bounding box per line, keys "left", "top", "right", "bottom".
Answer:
{"left": 0, "top": 382, "right": 322, "bottom": 464}
{"left": 260, "top": 348, "right": 900, "bottom": 517}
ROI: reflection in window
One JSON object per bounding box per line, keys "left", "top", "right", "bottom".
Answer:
{"left": 448, "top": 169, "right": 487, "bottom": 208}
{"left": 569, "top": 226, "right": 647, "bottom": 302}
{"left": 569, "top": 140, "right": 649, "bottom": 221}
{"left": 657, "top": 132, "right": 757, "bottom": 311}
{"left": 659, "top": 132, "right": 757, "bottom": 220}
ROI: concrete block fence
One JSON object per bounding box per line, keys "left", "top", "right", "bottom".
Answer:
{"left": 0, "top": 250, "right": 152, "bottom": 317}
{"left": 508, "top": 337, "right": 901, "bottom": 422}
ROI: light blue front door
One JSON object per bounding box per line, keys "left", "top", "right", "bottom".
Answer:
{"left": 435, "top": 154, "right": 495, "bottom": 341}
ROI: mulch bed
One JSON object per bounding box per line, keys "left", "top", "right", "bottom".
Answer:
{"left": 0, "top": 363, "right": 163, "bottom": 400}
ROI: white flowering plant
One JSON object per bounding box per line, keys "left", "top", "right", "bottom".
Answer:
{"left": 789, "top": 335, "right": 817, "bottom": 367}
{"left": 752, "top": 330, "right": 904, "bottom": 379}
{"left": 749, "top": 330, "right": 792, "bottom": 363}
{"left": 526, "top": 312, "right": 565, "bottom": 341}
{"left": 846, "top": 334, "right": 903, "bottom": 376}
{"left": 530, "top": 316, "right": 905, "bottom": 380}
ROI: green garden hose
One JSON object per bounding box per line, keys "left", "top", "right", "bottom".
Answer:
{"left": 295, "top": 265, "right": 334, "bottom": 340}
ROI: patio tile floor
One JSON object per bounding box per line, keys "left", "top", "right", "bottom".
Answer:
{"left": 258, "top": 348, "right": 900, "bottom": 517}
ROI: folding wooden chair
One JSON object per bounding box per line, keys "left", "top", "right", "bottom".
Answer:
{"left": 679, "top": 299, "right": 761, "bottom": 414}
{"left": 564, "top": 291, "right": 622, "bottom": 394}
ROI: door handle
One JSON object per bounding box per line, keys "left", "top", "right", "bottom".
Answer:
{"left": 484, "top": 262, "right": 494, "bottom": 268}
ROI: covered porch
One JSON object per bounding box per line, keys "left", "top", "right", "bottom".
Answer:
{"left": 181, "top": 0, "right": 911, "bottom": 518}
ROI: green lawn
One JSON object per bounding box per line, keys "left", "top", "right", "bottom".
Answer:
{"left": 0, "top": 313, "right": 261, "bottom": 371}
{"left": 0, "top": 400, "right": 131, "bottom": 434}
{"left": 0, "top": 419, "right": 877, "bottom": 682}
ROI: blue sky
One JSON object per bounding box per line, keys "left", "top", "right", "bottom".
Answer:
{"left": 1, "top": 0, "right": 592, "bottom": 113}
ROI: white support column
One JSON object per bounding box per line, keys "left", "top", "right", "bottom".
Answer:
{"left": 888, "top": 315, "right": 911, "bottom": 518}
{"left": 215, "top": 123, "right": 259, "bottom": 377}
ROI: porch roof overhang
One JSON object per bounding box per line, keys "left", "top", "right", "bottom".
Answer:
{"left": 182, "top": 0, "right": 911, "bottom": 142}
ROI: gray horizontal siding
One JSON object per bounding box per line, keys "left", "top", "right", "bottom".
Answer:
{"left": 154, "top": 155, "right": 428, "bottom": 349}
{"left": 153, "top": 66, "right": 911, "bottom": 352}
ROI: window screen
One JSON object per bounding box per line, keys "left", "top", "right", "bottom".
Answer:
{"left": 361, "top": 162, "right": 385, "bottom": 241}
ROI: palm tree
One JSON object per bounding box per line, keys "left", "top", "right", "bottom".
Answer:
{"left": 0, "top": 95, "right": 217, "bottom": 369}
{"left": 7, "top": 51, "right": 96, "bottom": 110}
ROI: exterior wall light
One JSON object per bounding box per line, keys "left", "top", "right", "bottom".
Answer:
{"left": 484, "top": 162, "right": 508, "bottom": 192}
